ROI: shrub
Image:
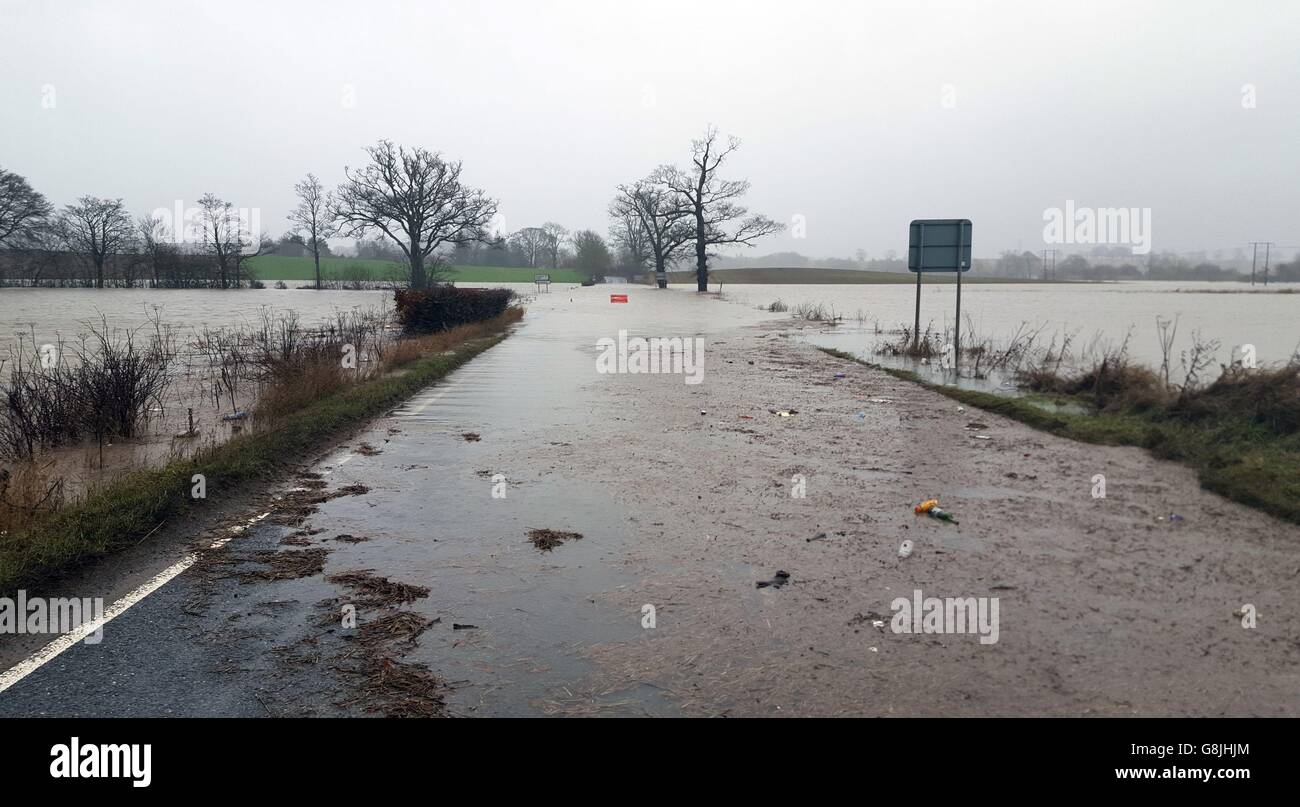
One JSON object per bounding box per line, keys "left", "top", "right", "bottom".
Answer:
{"left": 393, "top": 287, "right": 515, "bottom": 334}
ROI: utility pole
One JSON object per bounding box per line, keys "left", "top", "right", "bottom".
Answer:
{"left": 1248, "top": 242, "right": 1274, "bottom": 286}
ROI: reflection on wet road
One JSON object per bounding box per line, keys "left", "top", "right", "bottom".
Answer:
{"left": 308, "top": 287, "right": 774, "bottom": 714}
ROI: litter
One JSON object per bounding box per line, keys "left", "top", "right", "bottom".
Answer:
{"left": 914, "top": 499, "right": 959, "bottom": 525}
{"left": 221, "top": 410, "right": 248, "bottom": 421}
{"left": 610, "top": 294, "right": 629, "bottom": 303}
{"left": 898, "top": 539, "right": 914, "bottom": 558}
{"left": 755, "top": 570, "right": 791, "bottom": 589}
{"left": 971, "top": 435, "right": 992, "bottom": 440}
{"left": 868, "top": 398, "right": 891, "bottom": 404}
{"left": 833, "top": 373, "right": 846, "bottom": 379}
{"left": 957, "top": 406, "right": 966, "bottom": 414}
{"left": 854, "top": 411, "right": 867, "bottom": 421}
{"left": 769, "top": 409, "right": 798, "bottom": 417}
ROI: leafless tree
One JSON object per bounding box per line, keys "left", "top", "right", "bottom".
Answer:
{"left": 288, "top": 173, "right": 335, "bottom": 290}
{"left": 511, "top": 226, "right": 548, "bottom": 268}
{"left": 59, "top": 196, "right": 135, "bottom": 287}
{"left": 197, "top": 193, "right": 255, "bottom": 288}
{"left": 0, "top": 167, "right": 52, "bottom": 248}
{"left": 609, "top": 200, "right": 651, "bottom": 276}
{"left": 656, "top": 127, "right": 783, "bottom": 291}
{"left": 331, "top": 140, "right": 498, "bottom": 289}
{"left": 609, "top": 179, "right": 693, "bottom": 288}
{"left": 541, "top": 222, "right": 568, "bottom": 269}
{"left": 137, "top": 214, "right": 175, "bottom": 288}
{"left": 235, "top": 233, "right": 275, "bottom": 286}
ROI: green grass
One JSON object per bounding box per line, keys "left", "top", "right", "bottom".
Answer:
{"left": 0, "top": 325, "right": 514, "bottom": 595}
{"left": 818, "top": 347, "right": 1300, "bottom": 524}
{"left": 245, "top": 255, "right": 586, "bottom": 284}
{"left": 669, "top": 267, "right": 1060, "bottom": 284}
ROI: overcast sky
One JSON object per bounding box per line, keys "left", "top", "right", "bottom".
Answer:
{"left": 2, "top": 0, "right": 1297, "bottom": 259}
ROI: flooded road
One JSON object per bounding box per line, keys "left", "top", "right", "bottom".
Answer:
{"left": 2, "top": 286, "right": 1297, "bottom": 717}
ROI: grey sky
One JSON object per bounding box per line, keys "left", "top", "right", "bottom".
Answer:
{"left": 2, "top": 0, "right": 1297, "bottom": 260}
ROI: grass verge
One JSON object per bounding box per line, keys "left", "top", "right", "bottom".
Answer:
{"left": 0, "top": 311, "right": 521, "bottom": 594}
{"left": 818, "top": 347, "right": 1300, "bottom": 524}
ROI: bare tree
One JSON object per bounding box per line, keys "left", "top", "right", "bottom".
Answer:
{"left": 656, "top": 127, "right": 783, "bottom": 291}
{"left": 541, "top": 222, "right": 567, "bottom": 269}
{"left": 197, "top": 193, "right": 252, "bottom": 289}
{"left": 511, "top": 226, "right": 548, "bottom": 268}
{"left": 609, "top": 179, "right": 693, "bottom": 288}
{"left": 609, "top": 201, "right": 652, "bottom": 277}
{"left": 332, "top": 140, "right": 498, "bottom": 289}
{"left": 59, "top": 196, "right": 135, "bottom": 288}
{"left": 288, "top": 173, "right": 335, "bottom": 290}
{"left": 235, "top": 233, "right": 275, "bottom": 286}
{"left": 0, "top": 167, "right": 52, "bottom": 247}
{"left": 137, "top": 214, "right": 176, "bottom": 288}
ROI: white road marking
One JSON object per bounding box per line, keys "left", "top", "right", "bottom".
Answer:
{"left": 0, "top": 511, "right": 271, "bottom": 695}
{"left": 404, "top": 388, "right": 451, "bottom": 416}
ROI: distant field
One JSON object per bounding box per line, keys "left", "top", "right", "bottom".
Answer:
{"left": 245, "top": 255, "right": 585, "bottom": 284}
{"left": 668, "top": 267, "right": 1053, "bottom": 284}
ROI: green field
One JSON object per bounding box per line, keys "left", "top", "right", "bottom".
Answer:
{"left": 246, "top": 255, "right": 586, "bottom": 284}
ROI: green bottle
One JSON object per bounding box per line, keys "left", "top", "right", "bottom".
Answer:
{"left": 927, "top": 507, "right": 959, "bottom": 525}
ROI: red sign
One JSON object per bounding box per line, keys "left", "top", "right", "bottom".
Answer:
{"left": 610, "top": 294, "right": 629, "bottom": 303}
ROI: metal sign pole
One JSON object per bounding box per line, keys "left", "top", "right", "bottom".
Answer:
{"left": 913, "top": 223, "right": 925, "bottom": 351}
{"left": 954, "top": 224, "right": 963, "bottom": 374}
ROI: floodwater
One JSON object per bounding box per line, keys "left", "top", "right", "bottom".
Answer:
{"left": 698, "top": 281, "right": 1300, "bottom": 373}
{"left": 5, "top": 280, "right": 1294, "bottom": 374}
{"left": 298, "top": 288, "right": 781, "bottom": 715}
{"left": 0, "top": 287, "right": 394, "bottom": 356}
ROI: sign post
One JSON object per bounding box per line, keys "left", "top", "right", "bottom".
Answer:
{"left": 907, "top": 219, "right": 972, "bottom": 372}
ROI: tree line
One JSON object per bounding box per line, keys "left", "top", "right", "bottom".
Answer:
{"left": 0, "top": 127, "right": 784, "bottom": 291}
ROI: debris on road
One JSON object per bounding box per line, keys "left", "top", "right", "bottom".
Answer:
{"left": 326, "top": 570, "right": 430, "bottom": 608}
{"left": 358, "top": 611, "right": 438, "bottom": 648}
{"left": 914, "top": 499, "right": 959, "bottom": 524}
{"left": 898, "top": 539, "right": 914, "bottom": 558}
{"left": 756, "top": 570, "right": 791, "bottom": 589}
{"left": 528, "top": 527, "right": 583, "bottom": 552}
{"left": 461, "top": 432, "right": 482, "bottom": 442}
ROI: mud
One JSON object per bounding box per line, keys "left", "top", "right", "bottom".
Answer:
{"left": 527, "top": 528, "right": 583, "bottom": 552}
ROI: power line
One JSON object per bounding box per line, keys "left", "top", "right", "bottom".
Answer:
{"left": 1248, "top": 241, "right": 1275, "bottom": 286}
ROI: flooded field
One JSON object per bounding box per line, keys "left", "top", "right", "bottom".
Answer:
{"left": 5, "top": 280, "right": 1297, "bottom": 372}
{"left": 700, "top": 281, "right": 1300, "bottom": 375}
{"left": 0, "top": 287, "right": 396, "bottom": 356}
